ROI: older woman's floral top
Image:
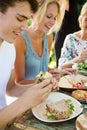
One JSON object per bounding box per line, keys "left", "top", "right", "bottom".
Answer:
{"left": 58, "top": 33, "right": 87, "bottom": 67}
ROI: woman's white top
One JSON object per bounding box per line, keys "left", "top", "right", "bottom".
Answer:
{"left": 0, "top": 41, "right": 16, "bottom": 109}
{"left": 58, "top": 33, "right": 87, "bottom": 68}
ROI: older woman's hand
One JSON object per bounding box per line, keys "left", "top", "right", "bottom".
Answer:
{"left": 50, "top": 77, "right": 59, "bottom": 91}
{"left": 49, "top": 68, "right": 77, "bottom": 80}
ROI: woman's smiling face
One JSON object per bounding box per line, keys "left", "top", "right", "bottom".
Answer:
{"left": 0, "top": 1, "right": 31, "bottom": 43}
{"left": 39, "top": 3, "right": 58, "bottom": 34}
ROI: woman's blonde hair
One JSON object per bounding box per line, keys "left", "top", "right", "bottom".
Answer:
{"left": 78, "top": 2, "right": 87, "bottom": 28}
{"left": 32, "top": 0, "right": 65, "bottom": 34}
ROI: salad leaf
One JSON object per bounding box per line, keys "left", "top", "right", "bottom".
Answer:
{"left": 77, "top": 62, "right": 87, "bottom": 72}
{"left": 46, "top": 111, "right": 58, "bottom": 119}
{"left": 66, "top": 99, "right": 74, "bottom": 115}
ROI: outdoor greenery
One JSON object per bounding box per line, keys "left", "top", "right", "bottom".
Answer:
{"left": 78, "top": 0, "right": 87, "bottom": 14}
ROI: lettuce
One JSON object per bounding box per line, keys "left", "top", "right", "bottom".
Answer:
{"left": 46, "top": 110, "right": 58, "bottom": 120}
{"left": 66, "top": 99, "right": 74, "bottom": 115}
{"left": 78, "top": 62, "right": 87, "bottom": 72}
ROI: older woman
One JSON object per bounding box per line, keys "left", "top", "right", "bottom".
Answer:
{"left": 58, "top": 2, "right": 87, "bottom": 69}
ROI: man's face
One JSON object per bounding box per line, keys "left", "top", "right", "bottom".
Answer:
{"left": 0, "top": 1, "right": 31, "bottom": 43}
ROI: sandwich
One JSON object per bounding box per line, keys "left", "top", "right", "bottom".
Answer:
{"left": 45, "top": 99, "right": 74, "bottom": 120}
{"left": 58, "top": 74, "right": 87, "bottom": 89}
{"left": 72, "top": 90, "right": 87, "bottom": 101}
{"left": 36, "top": 71, "right": 52, "bottom": 83}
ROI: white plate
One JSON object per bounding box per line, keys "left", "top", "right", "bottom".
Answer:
{"left": 76, "top": 112, "right": 87, "bottom": 130}
{"left": 79, "top": 71, "right": 87, "bottom": 76}
{"left": 58, "top": 74, "right": 87, "bottom": 90}
{"left": 32, "top": 92, "right": 83, "bottom": 123}
{"left": 72, "top": 63, "right": 87, "bottom": 76}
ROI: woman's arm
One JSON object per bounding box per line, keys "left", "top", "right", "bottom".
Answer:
{"left": 14, "top": 35, "right": 36, "bottom": 85}
{"left": 60, "top": 46, "right": 87, "bottom": 69}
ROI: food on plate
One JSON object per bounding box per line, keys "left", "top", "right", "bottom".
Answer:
{"left": 36, "top": 71, "right": 52, "bottom": 83}
{"left": 72, "top": 82, "right": 84, "bottom": 89}
{"left": 58, "top": 74, "right": 87, "bottom": 89}
{"left": 72, "top": 90, "right": 87, "bottom": 100}
{"left": 45, "top": 99, "right": 74, "bottom": 120}
{"left": 76, "top": 113, "right": 87, "bottom": 130}
{"left": 77, "top": 62, "right": 87, "bottom": 72}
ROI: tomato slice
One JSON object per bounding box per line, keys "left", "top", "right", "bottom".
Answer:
{"left": 72, "top": 83, "right": 84, "bottom": 88}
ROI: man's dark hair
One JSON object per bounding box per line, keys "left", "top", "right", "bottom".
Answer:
{"left": 0, "top": 0, "right": 38, "bottom": 13}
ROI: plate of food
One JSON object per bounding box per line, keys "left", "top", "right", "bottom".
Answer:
{"left": 32, "top": 92, "right": 83, "bottom": 123}
{"left": 76, "top": 112, "right": 87, "bottom": 130}
{"left": 58, "top": 74, "right": 87, "bottom": 91}
{"left": 72, "top": 90, "right": 87, "bottom": 103}
{"left": 72, "top": 62, "right": 87, "bottom": 76}
{"left": 79, "top": 71, "right": 87, "bottom": 76}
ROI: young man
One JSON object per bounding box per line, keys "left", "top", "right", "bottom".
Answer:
{"left": 0, "top": 0, "right": 54, "bottom": 128}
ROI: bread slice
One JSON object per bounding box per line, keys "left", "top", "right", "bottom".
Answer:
{"left": 46, "top": 99, "right": 70, "bottom": 120}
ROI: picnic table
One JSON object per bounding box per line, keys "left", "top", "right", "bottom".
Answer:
{"left": 6, "top": 90, "right": 87, "bottom": 130}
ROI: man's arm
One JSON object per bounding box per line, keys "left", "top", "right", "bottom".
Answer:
{"left": 0, "top": 79, "right": 53, "bottom": 127}
{"left": 6, "top": 70, "right": 34, "bottom": 97}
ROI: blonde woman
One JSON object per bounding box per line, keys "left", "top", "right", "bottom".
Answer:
{"left": 14, "top": 0, "right": 66, "bottom": 85}
{"left": 58, "top": 2, "right": 87, "bottom": 69}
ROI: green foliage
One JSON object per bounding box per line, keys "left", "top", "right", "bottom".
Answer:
{"left": 27, "top": 19, "right": 32, "bottom": 26}
{"left": 49, "top": 41, "right": 56, "bottom": 68}
{"left": 49, "top": 42, "right": 56, "bottom": 63}
{"left": 78, "top": 0, "right": 87, "bottom": 14}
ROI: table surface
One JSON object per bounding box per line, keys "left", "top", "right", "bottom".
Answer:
{"left": 8, "top": 90, "right": 87, "bottom": 130}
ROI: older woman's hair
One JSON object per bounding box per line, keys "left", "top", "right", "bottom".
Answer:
{"left": 0, "top": 0, "right": 38, "bottom": 13}
{"left": 32, "top": 0, "right": 65, "bottom": 34}
{"left": 78, "top": 2, "right": 87, "bottom": 28}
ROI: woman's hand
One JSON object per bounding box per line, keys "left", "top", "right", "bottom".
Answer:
{"left": 49, "top": 68, "right": 77, "bottom": 80}
{"left": 63, "top": 68, "right": 78, "bottom": 75}
{"left": 50, "top": 77, "right": 59, "bottom": 91}
{"left": 49, "top": 68, "right": 61, "bottom": 80}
